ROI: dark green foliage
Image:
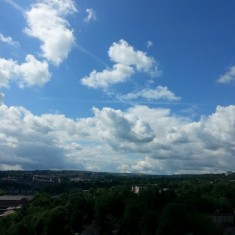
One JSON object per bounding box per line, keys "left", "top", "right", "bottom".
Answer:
{"left": 0, "top": 177, "right": 234, "bottom": 235}
{"left": 94, "top": 187, "right": 133, "bottom": 234}
{"left": 0, "top": 191, "right": 94, "bottom": 235}
{"left": 157, "top": 203, "right": 220, "bottom": 235}
{"left": 66, "top": 191, "right": 94, "bottom": 233}
{"left": 139, "top": 210, "right": 159, "bottom": 235}
{"left": 43, "top": 206, "right": 69, "bottom": 235}
{"left": 120, "top": 201, "right": 141, "bottom": 234}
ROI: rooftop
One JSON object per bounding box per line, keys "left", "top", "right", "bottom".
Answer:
{"left": 0, "top": 195, "right": 33, "bottom": 201}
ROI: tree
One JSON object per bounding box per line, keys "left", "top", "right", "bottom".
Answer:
{"left": 43, "top": 206, "right": 70, "bottom": 235}
{"left": 139, "top": 210, "right": 159, "bottom": 235}
{"left": 157, "top": 203, "right": 219, "bottom": 235}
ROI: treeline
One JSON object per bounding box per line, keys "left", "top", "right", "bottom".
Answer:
{"left": 0, "top": 181, "right": 235, "bottom": 235}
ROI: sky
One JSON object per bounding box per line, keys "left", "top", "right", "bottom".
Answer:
{"left": 0, "top": 0, "right": 234, "bottom": 174}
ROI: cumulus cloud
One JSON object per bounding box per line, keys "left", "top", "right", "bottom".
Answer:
{"left": 18, "top": 55, "right": 51, "bottom": 87}
{"left": 0, "top": 33, "right": 19, "bottom": 47}
{"left": 0, "top": 105, "right": 83, "bottom": 170}
{"left": 118, "top": 85, "right": 181, "bottom": 101}
{"left": 129, "top": 105, "right": 235, "bottom": 174}
{"left": 0, "top": 58, "right": 15, "bottom": 87}
{"left": 0, "top": 103, "right": 234, "bottom": 173}
{"left": 24, "top": 0, "right": 77, "bottom": 65}
{"left": 0, "top": 55, "right": 51, "bottom": 88}
{"left": 81, "top": 64, "right": 134, "bottom": 89}
{"left": 131, "top": 157, "right": 162, "bottom": 174}
{"left": 0, "top": 0, "right": 76, "bottom": 90}
{"left": 217, "top": 65, "right": 235, "bottom": 84}
{"left": 93, "top": 105, "right": 235, "bottom": 174}
{"left": 81, "top": 39, "right": 160, "bottom": 89}
{"left": 0, "top": 92, "right": 4, "bottom": 105}
{"left": 92, "top": 107, "right": 155, "bottom": 143}
{"left": 84, "top": 8, "right": 96, "bottom": 22}
{"left": 108, "top": 39, "right": 158, "bottom": 75}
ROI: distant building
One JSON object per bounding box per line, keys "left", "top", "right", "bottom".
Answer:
{"left": 208, "top": 213, "right": 234, "bottom": 225}
{"left": 0, "top": 195, "right": 32, "bottom": 208}
{"left": 159, "top": 188, "right": 169, "bottom": 194}
{"left": 33, "top": 175, "right": 59, "bottom": 183}
{"left": 131, "top": 186, "right": 146, "bottom": 194}
{"left": 225, "top": 171, "right": 233, "bottom": 176}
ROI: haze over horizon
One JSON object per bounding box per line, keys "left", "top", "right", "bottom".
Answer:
{"left": 0, "top": 0, "right": 234, "bottom": 174}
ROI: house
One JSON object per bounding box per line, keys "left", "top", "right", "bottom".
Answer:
{"left": 0, "top": 195, "right": 32, "bottom": 208}
{"left": 131, "top": 186, "right": 146, "bottom": 194}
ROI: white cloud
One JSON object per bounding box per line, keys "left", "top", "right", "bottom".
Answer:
{"left": 146, "top": 40, "right": 153, "bottom": 48}
{"left": 41, "top": 0, "right": 77, "bottom": 14}
{"left": 0, "top": 33, "right": 19, "bottom": 47}
{"left": 0, "top": 58, "right": 16, "bottom": 87}
{"left": 0, "top": 132, "right": 18, "bottom": 148}
{"left": 0, "top": 103, "right": 234, "bottom": 173}
{"left": 0, "top": 105, "right": 82, "bottom": 169}
{"left": 81, "top": 39, "right": 160, "bottom": 89}
{"left": 0, "top": 55, "right": 51, "bottom": 88}
{"left": 0, "top": 164, "right": 22, "bottom": 171}
{"left": 131, "top": 157, "right": 162, "bottom": 174}
{"left": 92, "top": 107, "right": 155, "bottom": 143}
{"left": 108, "top": 39, "right": 159, "bottom": 75}
{"left": 0, "top": 92, "right": 4, "bottom": 105}
{"left": 217, "top": 65, "right": 235, "bottom": 84}
{"left": 18, "top": 55, "right": 51, "bottom": 87}
{"left": 24, "top": 0, "right": 77, "bottom": 65}
{"left": 84, "top": 8, "right": 96, "bottom": 22}
{"left": 81, "top": 63, "right": 134, "bottom": 89}
{"left": 118, "top": 85, "right": 181, "bottom": 101}
{"left": 128, "top": 105, "right": 235, "bottom": 174}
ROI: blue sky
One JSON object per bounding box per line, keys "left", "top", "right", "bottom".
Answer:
{"left": 0, "top": 0, "right": 234, "bottom": 174}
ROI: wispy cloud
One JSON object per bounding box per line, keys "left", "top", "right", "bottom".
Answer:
{"left": 146, "top": 40, "right": 153, "bottom": 48}
{"left": 217, "top": 65, "right": 235, "bottom": 84}
{"left": 4, "top": 0, "right": 24, "bottom": 13}
{"left": 0, "top": 33, "right": 19, "bottom": 47}
{"left": 76, "top": 44, "right": 108, "bottom": 67}
{"left": 0, "top": 92, "right": 4, "bottom": 105}
{"left": 117, "top": 86, "right": 181, "bottom": 102}
{"left": 84, "top": 8, "right": 96, "bottom": 22}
